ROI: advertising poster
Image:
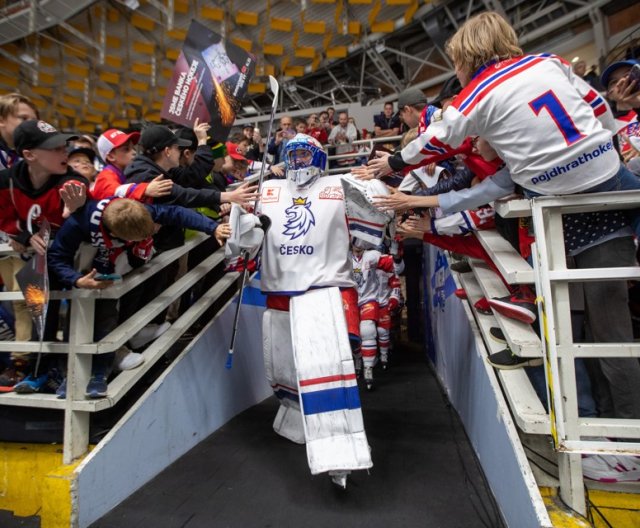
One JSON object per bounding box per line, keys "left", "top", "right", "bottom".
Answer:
{"left": 161, "top": 20, "right": 256, "bottom": 143}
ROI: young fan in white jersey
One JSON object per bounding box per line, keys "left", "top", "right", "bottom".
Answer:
{"left": 369, "top": 12, "right": 640, "bottom": 217}
{"left": 370, "top": 12, "right": 640, "bottom": 441}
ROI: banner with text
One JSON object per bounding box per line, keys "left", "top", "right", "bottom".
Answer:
{"left": 161, "top": 20, "right": 256, "bottom": 143}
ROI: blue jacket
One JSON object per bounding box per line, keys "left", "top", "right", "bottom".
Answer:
{"left": 48, "top": 198, "right": 218, "bottom": 288}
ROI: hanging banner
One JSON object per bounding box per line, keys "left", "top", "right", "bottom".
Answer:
{"left": 161, "top": 19, "right": 256, "bottom": 143}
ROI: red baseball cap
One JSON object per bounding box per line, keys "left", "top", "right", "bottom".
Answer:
{"left": 97, "top": 129, "right": 140, "bottom": 161}
{"left": 225, "top": 141, "right": 248, "bottom": 162}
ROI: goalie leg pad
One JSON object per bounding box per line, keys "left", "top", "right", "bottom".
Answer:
{"left": 290, "top": 287, "right": 373, "bottom": 474}
{"left": 263, "top": 308, "right": 305, "bottom": 444}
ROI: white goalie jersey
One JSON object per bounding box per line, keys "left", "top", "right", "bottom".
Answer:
{"left": 258, "top": 176, "right": 356, "bottom": 295}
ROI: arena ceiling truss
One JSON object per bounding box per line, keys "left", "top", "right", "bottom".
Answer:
{"left": 0, "top": 0, "right": 635, "bottom": 132}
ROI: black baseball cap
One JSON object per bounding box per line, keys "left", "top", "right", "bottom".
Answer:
{"left": 174, "top": 127, "right": 198, "bottom": 150}
{"left": 397, "top": 87, "right": 428, "bottom": 110}
{"left": 140, "top": 125, "right": 192, "bottom": 155}
{"left": 67, "top": 145, "right": 96, "bottom": 163}
{"left": 431, "top": 75, "right": 462, "bottom": 106}
{"left": 14, "top": 119, "right": 79, "bottom": 156}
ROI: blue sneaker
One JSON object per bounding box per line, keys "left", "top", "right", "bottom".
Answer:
{"left": 13, "top": 372, "right": 50, "bottom": 394}
{"left": 85, "top": 373, "right": 108, "bottom": 399}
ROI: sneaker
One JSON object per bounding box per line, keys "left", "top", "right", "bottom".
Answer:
{"left": 0, "top": 360, "right": 27, "bottom": 392}
{"left": 128, "top": 322, "right": 171, "bottom": 350}
{"left": 454, "top": 288, "right": 467, "bottom": 300}
{"left": 489, "top": 292, "right": 537, "bottom": 324}
{"left": 41, "top": 368, "right": 64, "bottom": 394}
{"left": 486, "top": 348, "right": 543, "bottom": 370}
{"left": 13, "top": 372, "right": 50, "bottom": 394}
{"left": 489, "top": 327, "right": 507, "bottom": 344}
{"left": 474, "top": 297, "right": 492, "bottom": 315}
{"left": 115, "top": 346, "right": 145, "bottom": 371}
{"left": 85, "top": 373, "right": 108, "bottom": 399}
{"left": 364, "top": 366, "right": 374, "bottom": 391}
{"left": 450, "top": 260, "right": 472, "bottom": 273}
{"left": 582, "top": 454, "right": 640, "bottom": 483}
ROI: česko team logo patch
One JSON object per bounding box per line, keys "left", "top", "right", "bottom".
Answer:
{"left": 283, "top": 197, "right": 315, "bottom": 240}
{"left": 37, "top": 120, "right": 57, "bottom": 133}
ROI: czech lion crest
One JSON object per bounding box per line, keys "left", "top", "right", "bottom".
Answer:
{"left": 283, "top": 197, "right": 316, "bottom": 240}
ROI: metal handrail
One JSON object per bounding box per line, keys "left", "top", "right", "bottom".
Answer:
{"left": 524, "top": 190, "right": 640, "bottom": 515}
{"left": 0, "top": 235, "right": 239, "bottom": 463}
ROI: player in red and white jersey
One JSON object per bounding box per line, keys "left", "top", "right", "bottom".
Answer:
{"left": 368, "top": 13, "right": 640, "bottom": 202}
{"left": 375, "top": 244, "right": 404, "bottom": 370}
{"left": 351, "top": 240, "right": 402, "bottom": 389}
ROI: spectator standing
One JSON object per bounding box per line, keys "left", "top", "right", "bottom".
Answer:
{"left": 0, "top": 120, "right": 89, "bottom": 392}
{"left": 373, "top": 102, "right": 401, "bottom": 140}
{"left": 0, "top": 95, "right": 39, "bottom": 388}
{"left": 328, "top": 111, "right": 358, "bottom": 167}
{"left": 267, "top": 115, "right": 294, "bottom": 165}
{"left": 307, "top": 113, "right": 328, "bottom": 145}
{"left": 573, "top": 59, "right": 604, "bottom": 91}
{"left": 601, "top": 59, "right": 640, "bottom": 162}
{"left": 326, "top": 107, "right": 337, "bottom": 126}
{"left": 319, "top": 111, "right": 333, "bottom": 135}
{"left": 241, "top": 124, "right": 262, "bottom": 161}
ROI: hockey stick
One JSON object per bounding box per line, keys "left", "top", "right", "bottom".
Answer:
{"left": 226, "top": 249, "right": 250, "bottom": 369}
{"left": 226, "top": 76, "right": 279, "bottom": 369}
{"left": 254, "top": 75, "right": 280, "bottom": 208}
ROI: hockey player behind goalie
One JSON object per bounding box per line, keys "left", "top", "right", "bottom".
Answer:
{"left": 351, "top": 239, "right": 403, "bottom": 390}
{"left": 226, "top": 133, "right": 393, "bottom": 489}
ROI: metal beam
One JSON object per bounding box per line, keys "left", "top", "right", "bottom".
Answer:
{"left": 0, "top": 47, "right": 38, "bottom": 74}
{"left": 589, "top": 7, "right": 609, "bottom": 71}
{"left": 293, "top": 84, "right": 335, "bottom": 104}
{"left": 518, "top": 0, "right": 610, "bottom": 46}
{"left": 146, "top": 0, "right": 174, "bottom": 30}
{"left": 383, "top": 45, "right": 451, "bottom": 73}
{"left": 327, "top": 69, "right": 354, "bottom": 103}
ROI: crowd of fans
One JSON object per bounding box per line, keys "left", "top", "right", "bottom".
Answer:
{"left": 0, "top": 9, "right": 639, "bottom": 482}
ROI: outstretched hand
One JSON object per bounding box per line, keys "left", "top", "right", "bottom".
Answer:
{"left": 214, "top": 223, "right": 232, "bottom": 245}
{"left": 372, "top": 188, "right": 413, "bottom": 213}
{"left": 366, "top": 150, "right": 393, "bottom": 179}
{"left": 60, "top": 182, "right": 87, "bottom": 218}
{"left": 396, "top": 221, "right": 426, "bottom": 241}
{"left": 225, "top": 182, "right": 259, "bottom": 207}
{"left": 145, "top": 175, "right": 174, "bottom": 198}
{"left": 351, "top": 165, "right": 378, "bottom": 180}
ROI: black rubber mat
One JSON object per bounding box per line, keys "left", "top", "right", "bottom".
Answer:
{"left": 91, "top": 343, "right": 504, "bottom": 528}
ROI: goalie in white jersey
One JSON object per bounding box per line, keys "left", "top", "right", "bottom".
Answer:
{"left": 227, "top": 133, "right": 396, "bottom": 489}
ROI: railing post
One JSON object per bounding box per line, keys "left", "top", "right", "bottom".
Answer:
{"left": 532, "top": 203, "right": 587, "bottom": 515}
{"left": 63, "top": 296, "right": 94, "bottom": 464}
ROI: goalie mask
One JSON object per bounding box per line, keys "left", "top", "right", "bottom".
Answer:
{"left": 284, "top": 133, "right": 327, "bottom": 187}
